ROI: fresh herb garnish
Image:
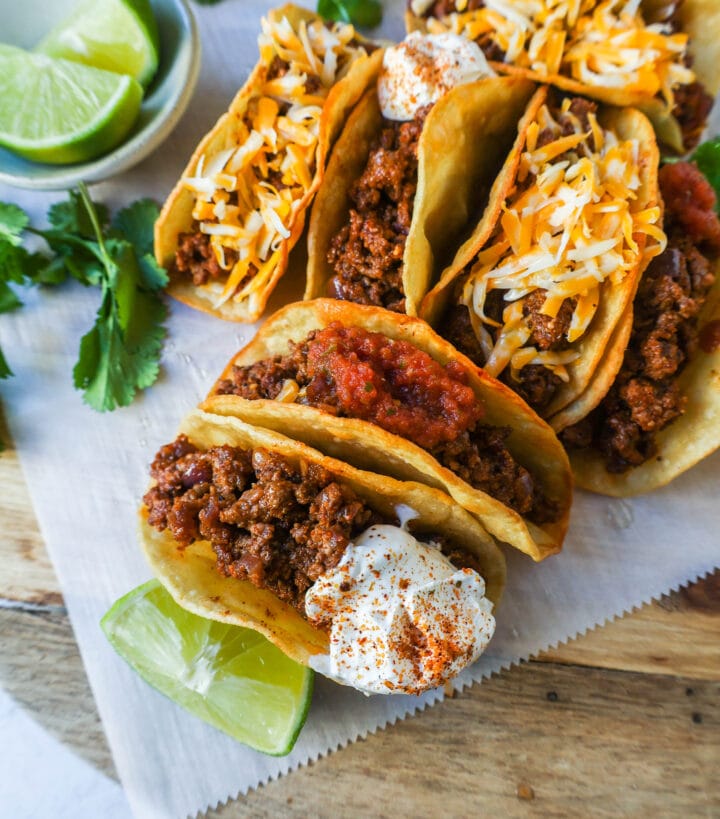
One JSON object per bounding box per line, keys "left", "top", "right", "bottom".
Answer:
{"left": 317, "top": 0, "right": 383, "bottom": 27}
{"left": 692, "top": 138, "right": 720, "bottom": 212}
{"left": 0, "top": 184, "right": 168, "bottom": 410}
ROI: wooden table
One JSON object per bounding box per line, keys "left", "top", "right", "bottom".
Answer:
{"left": 2, "top": 410, "right": 718, "bottom": 818}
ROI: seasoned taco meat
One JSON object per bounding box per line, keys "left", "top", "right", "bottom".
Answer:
{"left": 216, "top": 323, "right": 558, "bottom": 522}
{"left": 326, "top": 107, "right": 431, "bottom": 313}
{"left": 562, "top": 161, "right": 720, "bottom": 472}
{"left": 144, "top": 435, "right": 482, "bottom": 613}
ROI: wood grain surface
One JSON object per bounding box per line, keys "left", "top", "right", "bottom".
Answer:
{"left": 2, "top": 409, "right": 719, "bottom": 818}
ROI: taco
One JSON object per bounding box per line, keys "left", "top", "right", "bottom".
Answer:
{"left": 140, "top": 407, "right": 506, "bottom": 695}
{"left": 407, "top": 0, "right": 720, "bottom": 153}
{"left": 559, "top": 158, "right": 720, "bottom": 495}
{"left": 423, "top": 86, "right": 665, "bottom": 425}
{"left": 154, "top": 4, "right": 383, "bottom": 322}
{"left": 206, "top": 298, "right": 572, "bottom": 562}
{"left": 305, "top": 31, "right": 536, "bottom": 315}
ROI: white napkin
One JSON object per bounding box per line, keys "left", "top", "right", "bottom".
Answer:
{"left": 1, "top": 2, "right": 718, "bottom": 817}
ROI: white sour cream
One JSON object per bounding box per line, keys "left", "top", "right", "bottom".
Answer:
{"left": 377, "top": 32, "right": 495, "bottom": 122}
{"left": 305, "top": 525, "right": 495, "bottom": 695}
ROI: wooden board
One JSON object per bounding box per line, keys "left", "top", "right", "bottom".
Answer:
{"left": 1, "top": 408, "right": 719, "bottom": 817}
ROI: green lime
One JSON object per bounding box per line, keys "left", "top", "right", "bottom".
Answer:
{"left": 101, "top": 580, "right": 314, "bottom": 756}
{"left": 36, "top": 0, "right": 160, "bottom": 88}
{"left": 0, "top": 45, "right": 143, "bottom": 165}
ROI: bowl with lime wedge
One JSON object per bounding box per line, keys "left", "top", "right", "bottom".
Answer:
{"left": 0, "top": 0, "right": 200, "bottom": 190}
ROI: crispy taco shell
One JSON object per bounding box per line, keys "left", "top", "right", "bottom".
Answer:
{"left": 154, "top": 4, "right": 383, "bottom": 322}
{"left": 421, "top": 85, "right": 661, "bottom": 422}
{"left": 567, "top": 266, "right": 720, "bottom": 496}
{"left": 406, "top": 0, "right": 720, "bottom": 153}
{"left": 206, "top": 298, "right": 572, "bottom": 561}
{"left": 140, "top": 407, "right": 506, "bottom": 667}
{"left": 305, "top": 76, "right": 536, "bottom": 315}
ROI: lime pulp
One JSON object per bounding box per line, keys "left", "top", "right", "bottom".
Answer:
{"left": 0, "top": 45, "right": 143, "bottom": 165}
{"left": 101, "top": 580, "right": 314, "bottom": 756}
{"left": 36, "top": 0, "right": 160, "bottom": 88}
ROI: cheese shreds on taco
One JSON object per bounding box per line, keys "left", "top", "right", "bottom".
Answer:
{"left": 425, "top": 86, "right": 665, "bottom": 423}
{"left": 305, "top": 31, "right": 536, "bottom": 315}
{"left": 140, "top": 408, "right": 506, "bottom": 695}
{"left": 559, "top": 159, "right": 720, "bottom": 495}
{"left": 154, "top": 4, "right": 383, "bottom": 321}
{"left": 206, "top": 299, "right": 572, "bottom": 561}
{"left": 407, "top": 0, "right": 720, "bottom": 152}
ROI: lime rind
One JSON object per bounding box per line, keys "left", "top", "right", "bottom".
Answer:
{"left": 0, "top": 47, "right": 142, "bottom": 164}
{"left": 36, "top": 0, "right": 160, "bottom": 88}
{"left": 101, "top": 580, "right": 314, "bottom": 756}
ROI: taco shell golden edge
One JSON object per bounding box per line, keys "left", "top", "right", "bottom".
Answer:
{"left": 204, "top": 298, "right": 573, "bottom": 562}
{"left": 154, "top": 4, "right": 383, "bottom": 322}
{"left": 305, "top": 75, "right": 537, "bottom": 315}
{"left": 139, "top": 407, "right": 507, "bottom": 671}
{"left": 406, "top": 0, "right": 720, "bottom": 153}
{"left": 420, "top": 85, "right": 662, "bottom": 425}
{"left": 567, "top": 264, "right": 720, "bottom": 497}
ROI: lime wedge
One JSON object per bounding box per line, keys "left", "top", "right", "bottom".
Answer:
{"left": 101, "top": 580, "right": 314, "bottom": 756}
{"left": 36, "top": 0, "right": 160, "bottom": 88}
{"left": 0, "top": 46, "right": 142, "bottom": 165}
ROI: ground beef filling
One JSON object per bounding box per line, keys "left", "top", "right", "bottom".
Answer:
{"left": 143, "top": 435, "right": 482, "bottom": 613}
{"left": 326, "top": 107, "right": 430, "bottom": 313}
{"left": 216, "top": 324, "right": 557, "bottom": 522}
{"left": 561, "top": 162, "right": 720, "bottom": 472}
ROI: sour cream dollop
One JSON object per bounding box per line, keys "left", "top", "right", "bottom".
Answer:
{"left": 377, "top": 32, "right": 495, "bottom": 122}
{"left": 305, "top": 525, "right": 495, "bottom": 695}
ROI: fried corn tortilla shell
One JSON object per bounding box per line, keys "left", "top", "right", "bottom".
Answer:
{"left": 154, "top": 4, "right": 383, "bottom": 322}
{"left": 140, "top": 407, "right": 506, "bottom": 667}
{"left": 567, "top": 270, "right": 720, "bottom": 496}
{"left": 421, "top": 86, "right": 662, "bottom": 422}
{"left": 206, "top": 299, "right": 572, "bottom": 561}
{"left": 305, "top": 76, "right": 536, "bottom": 315}
{"left": 406, "top": 0, "right": 720, "bottom": 153}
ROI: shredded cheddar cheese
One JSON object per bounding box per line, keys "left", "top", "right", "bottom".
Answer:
{"left": 182, "top": 16, "right": 368, "bottom": 311}
{"left": 426, "top": 0, "right": 694, "bottom": 110}
{"left": 460, "top": 97, "right": 666, "bottom": 383}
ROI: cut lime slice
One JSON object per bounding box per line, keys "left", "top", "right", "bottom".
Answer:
{"left": 101, "top": 580, "right": 314, "bottom": 756}
{"left": 36, "top": 0, "right": 160, "bottom": 88}
{"left": 0, "top": 46, "right": 142, "bottom": 165}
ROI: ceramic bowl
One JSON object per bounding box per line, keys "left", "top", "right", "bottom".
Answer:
{"left": 0, "top": 0, "right": 201, "bottom": 190}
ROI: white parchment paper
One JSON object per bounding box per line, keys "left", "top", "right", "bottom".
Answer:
{"left": 1, "top": 2, "right": 719, "bottom": 817}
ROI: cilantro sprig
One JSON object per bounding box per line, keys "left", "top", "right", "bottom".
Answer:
{"left": 317, "top": 0, "right": 383, "bottom": 27}
{"left": 0, "top": 184, "right": 168, "bottom": 411}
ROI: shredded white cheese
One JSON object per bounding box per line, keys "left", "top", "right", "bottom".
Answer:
{"left": 460, "top": 97, "right": 666, "bottom": 383}
{"left": 425, "top": 0, "right": 694, "bottom": 110}
{"left": 181, "top": 16, "right": 369, "bottom": 309}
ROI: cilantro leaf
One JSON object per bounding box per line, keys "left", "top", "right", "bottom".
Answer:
{"left": 0, "top": 345, "right": 12, "bottom": 379}
{"left": 48, "top": 190, "right": 109, "bottom": 238}
{"left": 112, "top": 198, "right": 159, "bottom": 256}
{"left": 692, "top": 138, "right": 720, "bottom": 213}
{"left": 0, "top": 203, "right": 28, "bottom": 246}
{"left": 0, "top": 280, "right": 23, "bottom": 313}
{"left": 317, "top": 0, "right": 382, "bottom": 27}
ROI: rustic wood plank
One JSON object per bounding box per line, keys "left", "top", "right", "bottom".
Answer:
{"left": 1, "top": 602, "right": 717, "bottom": 819}
{"left": 539, "top": 573, "right": 720, "bottom": 680}
{"left": 0, "top": 409, "right": 62, "bottom": 607}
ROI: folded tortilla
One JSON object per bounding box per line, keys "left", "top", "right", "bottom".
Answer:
{"left": 154, "top": 4, "right": 382, "bottom": 322}
{"left": 421, "top": 85, "right": 663, "bottom": 426}
{"left": 305, "top": 75, "right": 536, "bottom": 315}
{"left": 205, "top": 298, "right": 573, "bottom": 561}
{"left": 407, "top": 0, "right": 720, "bottom": 153}
{"left": 140, "top": 407, "right": 506, "bottom": 668}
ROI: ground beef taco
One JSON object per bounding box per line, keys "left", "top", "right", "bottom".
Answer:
{"left": 559, "top": 158, "right": 720, "bottom": 495}
{"left": 206, "top": 298, "right": 572, "bottom": 562}
{"left": 304, "top": 31, "right": 536, "bottom": 315}
{"left": 154, "top": 4, "right": 382, "bottom": 321}
{"left": 140, "top": 407, "right": 506, "bottom": 695}
{"left": 406, "top": 0, "right": 720, "bottom": 153}
{"left": 423, "top": 85, "right": 665, "bottom": 424}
